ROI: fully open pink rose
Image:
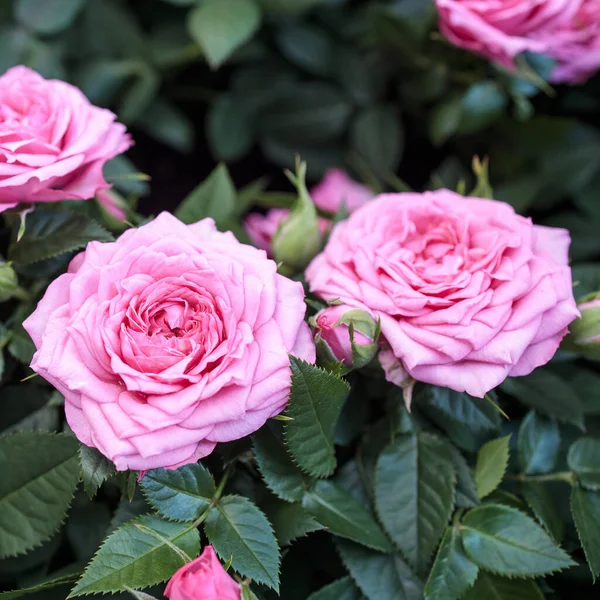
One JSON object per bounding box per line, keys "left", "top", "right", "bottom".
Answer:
{"left": 165, "top": 546, "right": 241, "bottom": 600}
{"left": 243, "top": 170, "right": 372, "bottom": 255}
{"left": 24, "top": 213, "right": 314, "bottom": 471}
{"left": 436, "top": 0, "right": 581, "bottom": 68}
{"left": 306, "top": 190, "right": 579, "bottom": 398}
{"left": 0, "top": 66, "right": 131, "bottom": 211}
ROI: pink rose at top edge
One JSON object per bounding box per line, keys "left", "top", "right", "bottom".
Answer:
{"left": 23, "top": 212, "right": 315, "bottom": 471}
{"left": 243, "top": 169, "right": 373, "bottom": 256}
{"left": 305, "top": 189, "right": 580, "bottom": 398}
{"left": 435, "top": 0, "right": 583, "bottom": 69}
{"left": 164, "top": 546, "right": 241, "bottom": 600}
{"left": 0, "top": 66, "right": 131, "bottom": 212}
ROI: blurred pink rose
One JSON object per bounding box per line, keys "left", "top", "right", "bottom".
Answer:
{"left": 24, "top": 213, "right": 314, "bottom": 471}
{"left": 436, "top": 0, "right": 581, "bottom": 68}
{"left": 243, "top": 170, "right": 372, "bottom": 255}
{"left": 543, "top": 1, "right": 600, "bottom": 83}
{"left": 314, "top": 305, "right": 374, "bottom": 366}
{"left": 165, "top": 546, "right": 241, "bottom": 600}
{"left": 306, "top": 190, "right": 579, "bottom": 398}
{"left": 0, "top": 66, "right": 131, "bottom": 211}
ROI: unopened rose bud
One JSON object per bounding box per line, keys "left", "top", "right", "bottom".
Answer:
{"left": 567, "top": 294, "right": 600, "bottom": 359}
{"left": 313, "top": 305, "right": 379, "bottom": 369}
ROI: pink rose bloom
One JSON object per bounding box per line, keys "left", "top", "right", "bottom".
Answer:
{"left": 165, "top": 546, "right": 241, "bottom": 600}
{"left": 23, "top": 213, "right": 315, "bottom": 471}
{"left": 436, "top": 0, "right": 582, "bottom": 68}
{"left": 306, "top": 190, "right": 579, "bottom": 398}
{"left": 0, "top": 66, "right": 131, "bottom": 212}
{"left": 542, "top": 1, "right": 600, "bottom": 83}
{"left": 314, "top": 305, "right": 374, "bottom": 366}
{"left": 243, "top": 170, "right": 372, "bottom": 255}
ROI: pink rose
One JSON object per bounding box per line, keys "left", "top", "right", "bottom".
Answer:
{"left": 313, "top": 305, "right": 376, "bottom": 366}
{"left": 436, "top": 0, "right": 581, "bottom": 68}
{"left": 0, "top": 66, "right": 131, "bottom": 212}
{"left": 243, "top": 170, "right": 372, "bottom": 255}
{"left": 23, "top": 212, "right": 315, "bottom": 471}
{"left": 165, "top": 546, "right": 241, "bottom": 600}
{"left": 306, "top": 190, "right": 579, "bottom": 398}
{"left": 542, "top": 1, "right": 600, "bottom": 83}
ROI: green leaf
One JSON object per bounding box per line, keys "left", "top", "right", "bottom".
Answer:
{"left": 424, "top": 526, "right": 478, "bottom": 600}
{"left": 522, "top": 482, "right": 564, "bottom": 543}
{"left": 69, "top": 515, "right": 200, "bottom": 596}
{"left": 303, "top": 480, "right": 392, "bottom": 553}
{"left": 0, "top": 432, "right": 79, "bottom": 558}
{"left": 518, "top": 412, "right": 560, "bottom": 475}
{"left": 79, "top": 445, "right": 115, "bottom": 499}
{"left": 350, "top": 105, "right": 404, "bottom": 180}
{"left": 187, "top": 0, "right": 262, "bottom": 69}
{"left": 307, "top": 576, "right": 360, "bottom": 600}
{"left": 16, "top": 0, "right": 85, "bottom": 35}
{"left": 449, "top": 445, "right": 479, "bottom": 508}
{"left": 337, "top": 539, "right": 423, "bottom": 600}
{"left": 374, "top": 433, "right": 456, "bottom": 573}
{"left": 138, "top": 99, "right": 194, "bottom": 154}
{"left": 417, "top": 386, "right": 501, "bottom": 452}
{"left": 462, "top": 572, "right": 544, "bottom": 600}
{"left": 0, "top": 571, "right": 80, "bottom": 599}
{"left": 568, "top": 438, "right": 600, "bottom": 490}
{"left": 460, "top": 504, "right": 575, "bottom": 577}
{"left": 571, "top": 484, "right": 600, "bottom": 580}
{"left": 284, "top": 357, "right": 350, "bottom": 478}
{"left": 175, "top": 164, "right": 236, "bottom": 226}
{"left": 429, "top": 97, "right": 462, "bottom": 146}
{"left": 140, "top": 464, "right": 216, "bottom": 522}
{"left": 502, "top": 371, "right": 585, "bottom": 429}
{"left": 456, "top": 81, "right": 507, "bottom": 134}
{"left": 204, "top": 495, "right": 280, "bottom": 591}
{"left": 9, "top": 209, "right": 113, "bottom": 266}
{"left": 253, "top": 425, "right": 308, "bottom": 502}
{"left": 276, "top": 24, "right": 333, "bottom": 77}
{"left": 473, "top": 436, "right": 511, "bottom": 499}
{"left": 207, "top": 95, "right": 254, "bottom": 161}
{"left": 264, "top": 498, "right": 322, "bottom": 546}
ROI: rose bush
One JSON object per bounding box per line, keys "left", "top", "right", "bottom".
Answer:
{"left": 23, "top": 212, "right": 314, "bottom": 471}
{"left": 0, "top": 66, "right": 131, "bottom": 211}
{"left": 306, "top": 189, "right": 579, "bottom": 397}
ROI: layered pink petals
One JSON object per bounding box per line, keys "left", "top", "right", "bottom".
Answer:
{"left": 0, "top": 66, "right": 131, "bottom": 209}
{"left": 306, "top": 190, "right": 579, "bottom": 398}
{"left": 24, "top": 213, "right": 314, "bottom": 471}
{"left": 165, "top": 546, "right": 241, "bottom": 600}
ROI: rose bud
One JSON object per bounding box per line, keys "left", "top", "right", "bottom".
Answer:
{"left": 313, "top": 305, "right": 379, "bottom": 370}
{"left": 165, "top": 546, "right": 241, "bottom": 600}
{"left": 567, "top": 293, "right": 600, "bottom": 359}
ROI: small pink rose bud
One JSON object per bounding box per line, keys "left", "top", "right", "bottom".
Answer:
{"left": 164, "top": 546, "right": 241, "bottom": 600}
{"left": 313, "top": 305, "right": 378, "bottom": 368}
{"left": 568, "top": 294, "right": 600, "bottom": 359}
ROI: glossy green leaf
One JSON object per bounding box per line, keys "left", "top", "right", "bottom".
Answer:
{"left": 462, "top": 572, "right": 544, "bottom": 600}
{"left": 424, "top": 526, "right": 478, "bottom": 600}
{"left": 204, "top": 495, "right": 280, "bottom": 591}
{"left": 79, "top": 445, "right": 115, "bottom": 499}
{"left": 456, "top": 81, "right": 507, "bottom": 134}
{"left": 374, "top": 433, "right": 456, "bottom": 572}
{"left": 16, "top": 0, "right": 85, "bottom": 35}
{"left": 518, "top": 412, "right": 560, "bottom": 474}
{"left": 449, "top": 446, "right": 479, "bottom": 508}
{"left": 0, "top": 432, "right": 79, "bottom": 558}
{"left": 187, "top": 0, "right": 262, "bottom": 69}
{"left": 571, "top": 484, "right": 600, "bottom": 580}
{"left": 175, "top": 163, "right": 236, "bottom": 226}
{"left": 337, "top": 539, "right": 423, "bottom": 600}
{"left": 473, "top": 436, "right": 510, "bottom": 499}
{"left": 264, "top": 498, "right": 322, "bottom": 546}
{"left": 9, "top": 209, "right": 113, "bottom": 266}
{"left": 140, "top": 464, "right": 216, "bottom": 522}
{"left": 461, "top": 504, "right": 575, "bottom": 577}
{"left": 303, "top": 480, "right": 392, "bottom": 553}
{"left": 522, "top": 482, "right": 564, "bottom": 543}
{"left": 568, "top": 438, "right": 600, "bottom": 490}
{"left": 69, "top": 515, "right": 200, "bottom": 596}
{"left": 253, "top": 425, "right": 308, "bottom": 502}
{"left": 306, "top": 576, "right": 360, "bottom": 600}
{"left": 284, "top": 357, "right": 350, "bottom": 478}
